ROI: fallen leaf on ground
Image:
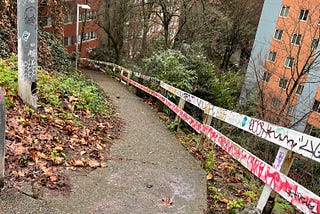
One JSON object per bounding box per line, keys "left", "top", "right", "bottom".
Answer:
{"left": 88, "top": 159, "right": 100, "bottom": 168}
{"left": 219, "top": 198, "right": 230, "bottom": 204}
{"left": 207, "top": 173, "right": 213, "bottom": 180}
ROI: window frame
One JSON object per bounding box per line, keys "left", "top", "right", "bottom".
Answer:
{"left": 291, "top": 33, "right": 302, "bottom": 45}
{"left": 284, "top": 56, "right": 294, "bottom": 68}
{"left": 271, "top": 97, "right": 281, "bottom": 109}
{"left": 311, "top": 38, "right": 319, "bottom": 50}
{"left": 274, "top": 29, "right": 284, "bottom": 40}
{"left": 267, "top": 51, "right": 277, "bottom": 62}
{"left": 263, "top": 72, "right": 271, "bottom": 82}
{"left": 279, "top": 77, "right": 288, "bottom": 89}
{"left": 305, "top": 123, "right": 320, "bottom": 138}
{"left": 44, "top": 16, "right": 52, "bottom": 27}
{"left": 63, "top": 36, "right": 73, "bottom": 47}
{"left": 312, "top": 100, "right": 320, "bottom": 113}
{"left": 298, "top": 9, "right": 309, "bottom": 21}
{"left": 279, "top": 5, "right": 290, "bottom": 17}
{"left": 64, "top": 14, "right": 72, "bottom": 24}
{"left": 296, "top": 84, "right": 304, "bottom": 95}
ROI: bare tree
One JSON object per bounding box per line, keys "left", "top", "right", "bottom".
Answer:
{"left": 245, "top": 3, "right": 320, "bottom": 213}
{"left": 256, "top": 5, "right": 320, "bottom": 128}
{"left": 176, "top": 0, "right": 262, "bottom": 70}
{"left": 96, "top": 0, "right": 131, "bottom": 63}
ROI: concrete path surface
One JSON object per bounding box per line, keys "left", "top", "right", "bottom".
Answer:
{"left": 0, "top": 70, "right": 207, "bottom": 213}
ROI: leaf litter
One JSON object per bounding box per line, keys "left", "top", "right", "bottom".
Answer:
{"left": 3, "top": 75, "right": 122, "bottom": 197}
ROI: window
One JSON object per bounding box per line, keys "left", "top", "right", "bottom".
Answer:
{"left": 80, "top": 31, "right": 97, "bottom": 42}
{"left": 287, "top": 105, "right": 295, "bottom": 116}
{"left": 43, "top": 17, "right": 52, "bottom": 27}
{"left": 284, "top": 56, "right": 294, "bottom": 68}
{"left": 80, "top": 11, "right": 97, "bottom": 21}
{"left": 311, "top": 38, "right": 319, "bottom": 50}
{"left": 312, "top": 100, "right": 320, "bottom": 112}
{"left": 296, "top": 84, "right": 304, "bottom": 95}
{"left": 64, "top": 14, "right": 72, "bottom": 23}
{"left": 305, "top": 124, "right": 320, "bottom": 138}
{"left": 87, "top": 11, "right": 97, "bottom": 20}
{"left": 280, "top": 6, "right": 290, "bottom": 17}
{"left": 63, "top": 36, "right": 73, "bottom": 46}
{"left": 279, "top": 78, "right": 288, "bottom": 89}
{"left": 274, "top": 29, "right": 283, "bottom": 40}
{"left": 90, "top": 31, "right": 96, "bottom": 39}
{"left": 291, "top": 33, "right": 302, "bottom": 45}
{"left": 263, "top": 72, "right": 271, "bottom": 82}
{"left": 298, "top": 9, "right": 309, "bottom": 21}
{"left": 268, "top": 51, "right": 277, "bottom": 62}
{"left": 303, "top": 62, "right": 310, "bottom": 73}
{"left": 272, "top": 98, "right": 281, "bottom": 109}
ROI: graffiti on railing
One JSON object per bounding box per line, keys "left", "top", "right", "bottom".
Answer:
{"left": 202, "top": 125, "right": 320, "bottom": 214}
{"left": 80, "top": 58, "right": 320, "bottom": 214}
{"left": 161, "top": 79, "right": 320, "bottom": 164}
{"left": 123, "top": 72, "right": 320, "bottom": 214}
{"left": 80, "top": 58, "right": 320, "bottom": 164}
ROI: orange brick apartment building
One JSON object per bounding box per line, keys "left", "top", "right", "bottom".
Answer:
{"left": 40, "top": 0, "right": 179, "bottom": 60}
{"left": 41, "top": 0, "right": 100, "bottom": 58}
{"left": 242, "top": 0, "right": 320, "bottom": 136}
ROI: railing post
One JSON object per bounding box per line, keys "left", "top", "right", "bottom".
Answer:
{"left": 257, "top": 147, "right": 294, "bottom": 213}
{"left": 0, "top": 88, "right": 6, "bottom": 189}
{"left": 174, "top": 98, "right": 186, "bottom": 131}
{"left": 156, "top": 87, "right": 165, "bottom": 112}
{"left": 197, "top": 110, "right": 213, "bottom": 151}
{"left": 127, "top": 70, "right": 132, "bottom": 86}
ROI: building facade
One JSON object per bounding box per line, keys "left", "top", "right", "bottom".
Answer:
{"left": 122, "top": 0, "right": 180, "bottom": 59}
{"left": 41, "top": 0, "right": 100, "bottom": 58}
{"left": 242, "top": 0, "right": 320, "bottom": 136}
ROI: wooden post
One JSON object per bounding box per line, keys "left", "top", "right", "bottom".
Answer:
{"left": 257, "top": 147, "right": 294, "bottom": 213}
{"left": 156, "top": 87, "right": 165, "bottom": 112}
{"left": 0, "top": 88, "right": 6, "bottom": 188}
{"left": 197, "top": 108, "right": 213, "bottom": 151}
{"left": 18, "top": 0, "right": 38, "bottom": 108}
{"left": 127, "top": 71, "right": 132, "bottom": 86}
{"left": 174, "top": 98, "right": 186, "bottom": 131}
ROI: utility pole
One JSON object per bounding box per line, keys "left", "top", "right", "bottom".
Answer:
{"left": 0, "top": 88, "right": 6, "bottom": 188}
{"left": 17, "top": 0, "right": 38, "bottom": 108}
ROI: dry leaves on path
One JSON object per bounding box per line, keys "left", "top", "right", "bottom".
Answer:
{"left": 5, "top": 94, "right": 122, "bottom": 194}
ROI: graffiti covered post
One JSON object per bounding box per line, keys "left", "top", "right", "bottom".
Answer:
{"left": 17, "top": 0, "right": 38, "bottom": 108}
{"left": 0, "top": 88, "right": 6, "bottom": 188}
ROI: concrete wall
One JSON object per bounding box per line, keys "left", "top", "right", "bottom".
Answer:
{"left": 240, "top": 0, "right": 283, "bottom": 103}
{"left": 290, "top": 44, "right": 320, "bottom": 132}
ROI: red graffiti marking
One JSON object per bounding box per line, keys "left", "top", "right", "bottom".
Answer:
{"left": 122, "top": 76, "right": 202, "bottom": 133}
{"left": 121, "top": 75, "right": 320, "bottom": 214}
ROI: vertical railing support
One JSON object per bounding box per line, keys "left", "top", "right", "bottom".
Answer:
{"left": 197, "top": 111, "right": 213, "bottom": 151}
{"left": 257, "top": 147, "right": 294, "bottom": 213}
{"left": 0, "top": 88, "right": 6, "bottom": 189}
{"left": 156, "top": 87, "right": 165, "bottom": 112}
{"left": 127, "top": 71, "right": 132, "bottom": 86}
{"left": 174, "top": 98, "right": 186, "bottom": 131}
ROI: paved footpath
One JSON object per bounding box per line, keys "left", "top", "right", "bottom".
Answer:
{"left": 0, "top": 70, "right": 207, "bottom": 213}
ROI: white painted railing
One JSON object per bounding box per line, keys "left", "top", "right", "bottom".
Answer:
{"left": 80, "top": 58, "right": 320, "bottom": 214}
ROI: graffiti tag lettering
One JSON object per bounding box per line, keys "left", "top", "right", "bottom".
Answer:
{"left": 24, "top": 6, "right": 36, "bottom": 25}
{"left": 299, "top": 136, "right": 320, "bottom": 159}
{"left": 249, "top": 119, "right": 296, "bottom": 148}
